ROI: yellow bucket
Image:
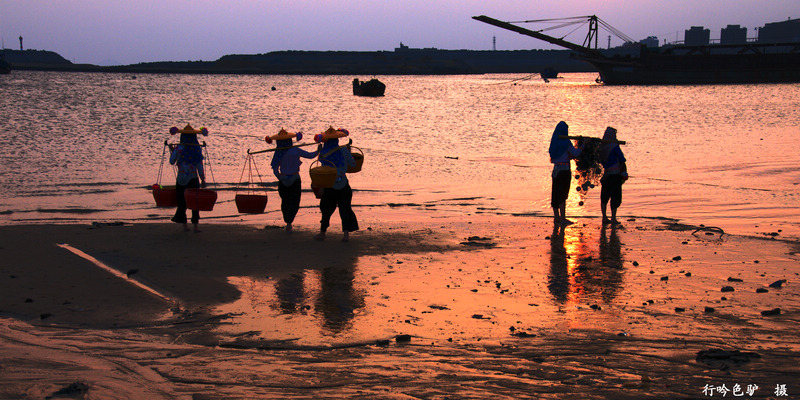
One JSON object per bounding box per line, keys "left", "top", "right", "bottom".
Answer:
{"left": 309, "top": 160, "right": 338, "bottom": 188}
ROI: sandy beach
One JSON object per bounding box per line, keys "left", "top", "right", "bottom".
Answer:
{"left": 1, "top": 211, "right": 798, "bottom": 399}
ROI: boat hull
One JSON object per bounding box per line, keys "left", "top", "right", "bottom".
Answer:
{"left": 582, "top": 51, "right": 800, "bottom": 85}
{"left": 353, "top": 78, "right": 386, "bottom": 96}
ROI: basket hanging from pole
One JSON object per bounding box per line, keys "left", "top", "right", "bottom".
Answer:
{"left": 234, "top": 153, "right": 268, "bottom": 214}
{"left": 186, "top": 188, "right": 218, "bottom": 211}
{"left": 152, "top": 140, "right": 177, "bottom": 207}
{"left": 309, "top": 159, "right": 338, "bottom": 188}
{"left": 347, "top": 146, "right": 364, "bottom": 173}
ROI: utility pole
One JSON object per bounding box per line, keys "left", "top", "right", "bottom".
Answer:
{"left": 19, "top": 36, "right": 23, "bottom": 51}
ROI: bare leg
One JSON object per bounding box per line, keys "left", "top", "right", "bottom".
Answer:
{"left": 559, "top": 203, "right": 573, "bottom": 225}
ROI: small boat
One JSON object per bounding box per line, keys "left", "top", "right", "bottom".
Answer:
{"left": 353, "top": 78, "right": 385, "bottom": 96}
{"left": 540, "top": 67, "right": 559, "bottom": 80}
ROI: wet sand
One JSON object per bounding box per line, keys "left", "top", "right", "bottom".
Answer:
{"left": 1, "top": 213, "right": 799, "bottom": 399}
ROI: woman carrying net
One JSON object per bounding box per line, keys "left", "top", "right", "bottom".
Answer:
{"left": 598, "top": 127, "right": 628, "bottom": 225}
{"left": 548, "top": 121, "right": 587, "bottom": 225}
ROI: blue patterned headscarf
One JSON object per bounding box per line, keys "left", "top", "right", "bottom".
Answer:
{"left": 548, "top": 121, "right": 570, "bottom": 160}
{"left": 320, "top": 138, "right": 345, "bottom": 169}
{"left": 271, "top": 139, "right": 293, "bottom": 169}
{"left": 178, "top": 133, "right": 203, "bottom": 165}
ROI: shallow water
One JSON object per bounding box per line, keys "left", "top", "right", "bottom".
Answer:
{"left": 1, "top": 71, "right": 799, "bottom": 239}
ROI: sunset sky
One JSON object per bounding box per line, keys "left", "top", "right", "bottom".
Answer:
{"left": 1, "top": 1, "right": 797, "bottom": 66}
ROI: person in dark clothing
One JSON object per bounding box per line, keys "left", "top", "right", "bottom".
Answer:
{"left": 598, "top": 127, "right": 628, "bottom": 224}
{"left": 548, "top": 121, "right": 585, "bottom": 225}
{"left": 315, "top": 131, "right": 358, "bottom": 242}
{"left": 169, "top": 126, "right": 206, "bottom": 232}
{"left": 270, "top": 130, "right": 320, "bottom": 232}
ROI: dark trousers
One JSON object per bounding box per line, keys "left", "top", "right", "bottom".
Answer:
{"left": 551, "top": 170, "right": 571, "bottom": 208}
{"left": 601, "top": 175, "right": 623, "bottom": 209}
{"left": 319, "top": 184, "right": 359, "bottom": 233}
{"left": 172, "top": 178, "right": 200, "bottom": 224}
{"left": 278, "top": 179, "right": 302, "bottom": 224}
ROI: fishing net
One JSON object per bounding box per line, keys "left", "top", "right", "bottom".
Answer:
{"left": 574, "top": 138, "right": 604, "bottom": 205}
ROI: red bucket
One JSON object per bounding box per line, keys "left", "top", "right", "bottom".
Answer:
{"left": 235, "top": 194, "right": 268, "bottom": 214}
{"left": 152, "top": 185, "right": 177, "bottom": 207}
{"left": 185, "top": 188, "right": 218, "bottom": 211}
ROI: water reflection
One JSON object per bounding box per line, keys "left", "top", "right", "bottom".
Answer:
{"left": 224, "top": 263, "right": 367, "bottom": 340}
{"left": 273, "top": 272, "right": 307, "bottom": 314}
{"left": 547, "top": 224, "right": 625, "bottom": 305}
{"left": 315, "top": 266, "right": 366, "bottom": 333}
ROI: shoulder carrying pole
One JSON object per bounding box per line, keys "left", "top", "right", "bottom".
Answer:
{"left": 558, "top": 135, "right": 626, "bottom": 145}
{"left": 247, "top": 142, "right": 318, "bottom": 155}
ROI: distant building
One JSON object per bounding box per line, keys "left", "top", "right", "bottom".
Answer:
{"left": 639, "top": 36, "right": 659, "bottom": 48}
{"left": 758, "top": 18, "right": 800, "bottom": 43}
{"left": 721, "top": 25, "right": 747, "bottom": 44}
{"left": 685, "top": 26, "right": 710, "bottom": 45}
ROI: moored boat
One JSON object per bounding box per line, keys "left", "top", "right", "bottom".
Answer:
{"left": 473, "top": 15, "right": 800, "bottom": 85}
{"left": 353, "top": 78, "right": 386, "bottom": 96}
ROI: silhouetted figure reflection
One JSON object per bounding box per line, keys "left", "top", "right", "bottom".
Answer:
{"left": 548, "top": 224, "right": 570, "bottom": 303}
{"left": 315, "top": 266, "right": 365, "bottom": 334}
{"left": 274, "top": 272, "right": 306, "bottom": 314}
{"left": 547, "top": 224, "right": 626, "bottom": 304}
{"left": 597, "top": 224, "right": 625, "bottom": 302}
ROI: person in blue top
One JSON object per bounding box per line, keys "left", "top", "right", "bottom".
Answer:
{"left": 271, "top": 135, "right": 320, "bottom": 232}
{"left": 315, "top": 132, "right": 359, "bottom": 242}
{"left": 598, "top": 127, "right": 628, "bottom": 225}
{"left": 548, "top": 121, "right": 586, "bottom": 225}
{"left": 169, "top": 131, "right": 206, "bottom": 232}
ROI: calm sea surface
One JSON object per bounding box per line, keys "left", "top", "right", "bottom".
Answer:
{"left": 1, "top": 71, "right": 798, "bottom": 239}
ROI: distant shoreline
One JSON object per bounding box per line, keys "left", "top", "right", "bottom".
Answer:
{"left": 0, "top": 48, "right": 596, "bottom": 75}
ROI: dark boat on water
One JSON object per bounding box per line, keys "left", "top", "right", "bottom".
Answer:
{"left": 353, "top": 78, "right": 386, "bottom": 96}
{"left": 540, "top": 67, "right": 559, "bottom": 81}
{"left": 473, "top": 15, "right": 800, "bottom": 85}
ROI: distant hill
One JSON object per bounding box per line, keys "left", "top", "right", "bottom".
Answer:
{"left": 2, "top": 49, "right": 73, "bottom": 67}
{"left": 1, "top": 47, "right": 597, "bottom": 75}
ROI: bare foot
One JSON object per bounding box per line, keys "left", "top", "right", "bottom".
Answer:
{"left": 286, "top": 223, "right": 293, "bottom": 233}
{"left": 314, "top": 232, "right": 326, "bottom": 241}
{"left": 342, "top": 231, "right": 350, "bottom": 242}
{"left": 561, "top": 218, "right": 574, "bottom": 226}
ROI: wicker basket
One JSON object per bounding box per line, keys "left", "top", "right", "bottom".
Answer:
{"left": 347, "top": 147, "right": 364, "bottom": 173}
{"left": 309, "top": 160, "right": 338, "bottom": 188}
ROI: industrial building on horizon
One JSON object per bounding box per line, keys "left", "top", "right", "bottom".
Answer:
{"left": 671, "top": 17, "right": 799, "bottom": 47}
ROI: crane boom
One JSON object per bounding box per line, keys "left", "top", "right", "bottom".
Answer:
{"left": 472, "top": 15, "right": 604, "bottom": 58}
